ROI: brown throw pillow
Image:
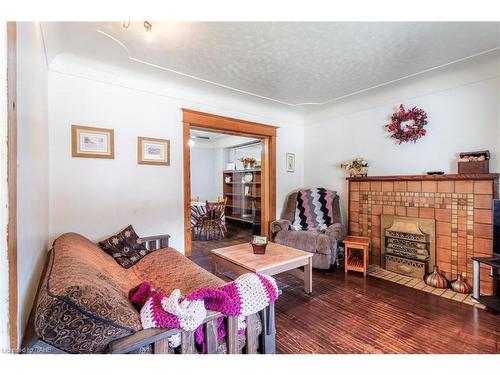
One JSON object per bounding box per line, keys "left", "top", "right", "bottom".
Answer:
{"left": 98, "top": 225, "right": 152, "bottom": 268}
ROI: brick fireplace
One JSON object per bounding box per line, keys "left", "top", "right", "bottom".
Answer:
{"left": 347, "top": 174, "right": 499, "bottom": 295}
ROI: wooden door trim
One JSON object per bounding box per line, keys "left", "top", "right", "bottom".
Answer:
{"left": 182, "top": 109, "right": 278, "bottom": 137}
{"left": 7, "top": 21, "right": 18, "bottom": 352}
{"left": 182, "top": 109, "right": 277, "bottom": 258}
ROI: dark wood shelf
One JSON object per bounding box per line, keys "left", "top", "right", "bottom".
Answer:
{"left": 225, "top": 214, "right": 260, "bottom": 224}
{"left": 224, "top": 167, "right": 261, "bottom": 225}
{"left": 225, "top": 193, "right": 261, "bottom": 199}
{"left": 225, "top": 182, "right": 261, "bottom": 185}
{"left": 471, "top": 256, "right": 500, "bottom": 312}
{"left": 474, "top": 296, "right": 500, "bottom": 312}
{"left": 226, "top": 204, "right": 261, "bottom": 211}
{"left": 471, "top": 256, "right": 500, "bottom": 268}
{"left": 223, "top": 168, "right": 261, "bottom": 173}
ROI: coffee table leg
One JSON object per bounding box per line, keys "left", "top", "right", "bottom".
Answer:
{"left": 304, "top": 258, "right": 312, "bottom": 294}
{"left": 211, "top": 257, "right": 217, "bottom": 275}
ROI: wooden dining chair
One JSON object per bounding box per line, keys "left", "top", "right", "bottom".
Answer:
{"left": 202, "top": 197, "right": 228, "bottom": 240}
{"left": 191, "top": 204, "right": 207, "bottom": 239}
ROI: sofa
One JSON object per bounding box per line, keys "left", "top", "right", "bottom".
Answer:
{"left": 271, "top": 190, "right": 346, "bottom": 269}
{"left": 23, "top": 232, "right": 275, "bottom": 354}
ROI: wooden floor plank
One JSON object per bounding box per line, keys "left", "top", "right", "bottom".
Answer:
{"left": 192, "top": 230, "right": 499, "bottom": 354}
{"left": 273, "top": 270, "right": 499, "bottom": 354}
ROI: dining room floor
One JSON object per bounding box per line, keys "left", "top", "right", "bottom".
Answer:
{"left": 191, "top": 221, "right": 253, "bottom": 270}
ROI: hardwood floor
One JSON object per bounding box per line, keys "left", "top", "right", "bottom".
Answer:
{"left": 273, "top": 269, "right": 499, "bottom": 354}
{"left": 191, "top": 221, "right": 253, "bottom": 270}
{"left": 193, "top": 243, "right": 499, "bottom": 353}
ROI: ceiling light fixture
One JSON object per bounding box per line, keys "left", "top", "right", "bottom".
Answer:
{"left": 143, "top": 21, "right": 153, "bottom": 42}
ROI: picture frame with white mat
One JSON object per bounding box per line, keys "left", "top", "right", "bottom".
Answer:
{"left": 71, "top": 124, "right": 115, "bottom": 159}
{"left": 137, "top": 136, "right": 170, "bottom": 166}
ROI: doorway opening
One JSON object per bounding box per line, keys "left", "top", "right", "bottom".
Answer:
{"left": 182, "top": 109, "right": 277, "bottom": 262}
{"left": 189, "top": 129, "right": 263, "bottom": 268}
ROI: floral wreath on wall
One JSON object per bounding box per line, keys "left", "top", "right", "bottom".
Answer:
{"left": 385, "top": 104, "right": 428, "bottom": 144}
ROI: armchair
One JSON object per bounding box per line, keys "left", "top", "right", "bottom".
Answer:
{"left": 271, "top": 190, "right": 346, "bottom": 269}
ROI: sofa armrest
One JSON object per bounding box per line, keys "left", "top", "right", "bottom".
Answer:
{"left": 324, "top": 223, "right": 347, "bottom": 242}
{"left": 108, "top": 311, "right": 223, "bottom": 354}
{"left": 108, "top": 327, "right": 181, "bottom": 354}
{"left": 271, "top": 219, "right": 292, "bottom": 235}
{"left": 140, "top": 234, "right": 170, "bottom": 250}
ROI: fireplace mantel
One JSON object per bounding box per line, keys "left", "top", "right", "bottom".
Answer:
{"left": 347, "top": 173, "right": 499, "bottom": 181}
{"left": 347, "top": 173, "right": 499, "bottom": 295}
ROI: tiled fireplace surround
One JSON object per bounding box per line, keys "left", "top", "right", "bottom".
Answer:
{"left": 347, "top": 174, "right": 499, "bottom": 295}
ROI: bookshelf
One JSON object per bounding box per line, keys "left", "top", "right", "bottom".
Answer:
{"left": 223, "top": 169, "right": 261, "bottom": 224}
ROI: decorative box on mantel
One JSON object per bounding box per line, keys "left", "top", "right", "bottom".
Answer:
{"left": 347, "top": 174, "right": 499, "bottom": 295}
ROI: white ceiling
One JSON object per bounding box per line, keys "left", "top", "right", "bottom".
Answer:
{"left": 190, "top": 129, "right": 226, "bottom": 140}
{"left": 41, "top": 22, "right": 500, "bottom": 107}
{"left": 190, "top": 129, "right": 259, "bottom": 148}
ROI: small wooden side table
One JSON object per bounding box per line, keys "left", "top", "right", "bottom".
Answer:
{"left": 344, "top": 235, "right": 370, "bottom": 276}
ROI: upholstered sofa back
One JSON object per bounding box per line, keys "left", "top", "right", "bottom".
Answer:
{"left": 34, "top": 233, "right": 143, "bottom": 353}
{"left": 280, "top": 190, "right": 341, "bottom": 224}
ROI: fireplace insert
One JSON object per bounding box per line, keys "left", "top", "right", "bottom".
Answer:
{"left": 381, "top": 215, "right": 435, "bottom": 278}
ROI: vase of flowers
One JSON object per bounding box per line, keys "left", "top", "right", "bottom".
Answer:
{"left": 240, "top": 157, "right": 257, "bottom": 170}
{"left": 340, "top": 157, "right": 369, "bottom": 177}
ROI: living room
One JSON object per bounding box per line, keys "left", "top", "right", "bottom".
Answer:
{"left": 1, "top": 1, "right": 499, "bottom": 373}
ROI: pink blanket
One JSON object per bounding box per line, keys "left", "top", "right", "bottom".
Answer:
{"left": 129, "top": 273, "right": 279, "bottom": 352}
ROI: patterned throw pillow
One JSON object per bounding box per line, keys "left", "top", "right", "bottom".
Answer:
{"left": 98, "top": 225, "right": 152, "bottom": 268}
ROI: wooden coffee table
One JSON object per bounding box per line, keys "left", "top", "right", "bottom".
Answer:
{"left": 211, "top": 242, "right": 313, "bottom": 294}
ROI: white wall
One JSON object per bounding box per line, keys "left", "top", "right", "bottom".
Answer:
{"left": 190, "top": 146, "right": 218, "bottom": 201}
{"left": 230, "top": 143, "right": 262, "bottom": 170}
{"left": 48, "top": 56, "right": 305, "bottom": 251}
{"left": 304, "top": 52, "right": 500, "bottom": 223}
{"left": 213, "top": 148, "right": 224, "bottom": 199}
{"left": 0, "top": 21, "right": 10, "bottom": 351}
{"left": 16, "top": 22, "right": 49, "bottom": 346}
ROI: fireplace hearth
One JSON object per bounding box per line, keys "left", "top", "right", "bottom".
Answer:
{"left": 381, "top": 215, "right": 435, "bottom": 278}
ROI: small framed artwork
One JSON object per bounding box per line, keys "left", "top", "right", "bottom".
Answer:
{"left": 286, "top": 152, "right": 296, "bottom": 173}
{"left": 138, "top": 137, "right": 170, "bottom": 166}
{"left": 72, "top": 125, "right": 114, "bottom": 159}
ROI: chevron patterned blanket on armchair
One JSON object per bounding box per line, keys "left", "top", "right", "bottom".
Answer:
{"left": 292, "top": 188, "right": 336, "bottom": 231}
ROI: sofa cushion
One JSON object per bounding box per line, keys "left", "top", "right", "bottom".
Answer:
{"left": 98, "top": 225, "right": 152, "bottom": 268}
{"left": 131, "top": 247, "right": 224, "bottom": 295}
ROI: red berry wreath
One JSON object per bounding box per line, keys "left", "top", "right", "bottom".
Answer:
{"left": 385, "top": 104, "right": 428, "bottom": 144}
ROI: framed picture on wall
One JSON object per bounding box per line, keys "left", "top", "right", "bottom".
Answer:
{"left": 72, "top": 125, "right": 115, "bottom": 159}
{"left": 286, "top": 152, "right": 295, "bottom": 173}
{"left": 138, "top": 137, "right": 170, "bottom": 166}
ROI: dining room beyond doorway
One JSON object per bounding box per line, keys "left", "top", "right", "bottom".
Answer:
{"left": 189, "top": 128, "right": 263, "bottom": 268}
